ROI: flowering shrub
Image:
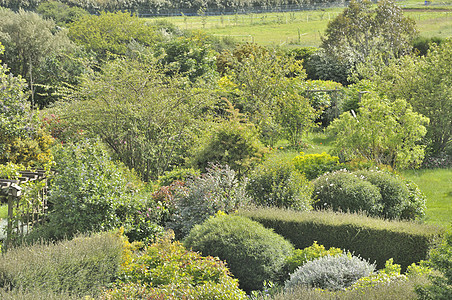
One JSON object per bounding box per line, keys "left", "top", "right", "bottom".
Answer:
{"left": 292, "top": 152, "right": 343, "bottom": 180}
{"left": 103, "top": 231, "right": 247, "bottom": 300}
{"left": 246, "top": 159, "right": 313, "bottom": 210}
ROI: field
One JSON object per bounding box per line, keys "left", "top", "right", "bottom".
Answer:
{"left": 151, "top": 1, "right": 452, "bottom": 46}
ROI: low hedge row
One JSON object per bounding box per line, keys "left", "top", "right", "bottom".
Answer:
{"left": 237, "top": 207, "right": 444, "bottom": 270}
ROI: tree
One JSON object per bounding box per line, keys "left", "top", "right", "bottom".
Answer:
{"left": 322, "top": 0, "right": 417, "bottom": 68}
{"left": 328, "top": 92, "right": 429, "bottom": 169}
{"left": 58, "top": 56, "right": 214, "bottom": 182}
{"left": 357, "top": 39, "right": 452, "bottom": 155}
{"left": 0, "top": 8, "right": 75, "bottom": 107}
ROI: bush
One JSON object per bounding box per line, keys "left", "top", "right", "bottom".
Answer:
{"left": 0, "top": 232, "right": 122, "bottom": 297}
{"left": 285, "top": 253, "right": 376, "bottom": 291}
{"left": 168, "top": 165, "right": 250, "bottom": 238}
{"left": 312, "top": 170, "right": 383, "bottom": 216}
{"left": 32, "top": 139, "right": 154, "bottom": 241}
{"left": 292, "top": 152, "right": 343, "bottom": 180}
{"left": 157, "top": 167, "right": 200, "bottom": 187}
{"left": 238, "top": 207, "right": 444, "bottom": 271}
{"left": 184, "top": 214, "right": 294, "bottom": 292}
{"left": 285, "top": 241, "right": 343, "bottom": 276}
{"left": 354, "top": 170, "right": 410, "bottom": 219}
{"left": 105, "top": 231, "right": 247, "bottom": 300}
{"left": 246, "top": 159, "right": 313, "bottom": 210}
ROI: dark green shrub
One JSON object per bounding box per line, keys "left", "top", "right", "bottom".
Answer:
{"left": 184, "top": 214, "right": 294, "bottom": 292}
{"left": 354, "top": 170, "right": 410, "bottom": 219}
{"left": 0, "top": 232, "right": 122, "bottom": 297}
{"left": 238, "top": 207, "right": 444, "bottom": 270}
{"left": 168, "top": 165, "right": 250, "bottom": 238}
{"left": 401, "top": 178, "right": 427, "bottom": 220}
{"left": 246, "top": 159, "right": 313, "bottom": 210}
{"left": 36, "top": 1, "right": 88, "bottom": 25}
{"left": 312, "top": 170, "right": 383, "bottom": 216}
{"left": 106, "top": 232, "right": 247, "bottom": 299}
{"left": 292, "top": 152, "right": 343, "bottom": 180}
{"left": 412, "top": 36, "right": 445, "bottom": 57}
{"left": 285, "top": 253, "right": 376, "bottom": 291}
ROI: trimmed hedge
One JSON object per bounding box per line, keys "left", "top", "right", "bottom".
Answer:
{"left": 237, "top": 207, "right": 444, "bottom": 270}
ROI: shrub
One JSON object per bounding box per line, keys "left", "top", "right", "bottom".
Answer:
{"left": 105, "top": 231, "right": 247, "bottom": 300}
{"left": 354, "top": 170, "right": 410, "bottom": 219}
{"left": 285, "top": 241, "right": 343, "bottom": 276}
{"left": 246, "top": 159, "right": 313, "bottom": 210}
{"left": 285, "top": 253, "right": 375, "bottom": 291}
{"left": 312, "top": 170, "right": 383, "bottom": 216}
{"left": 238, "top": 207, "right": 444, "bottom": 270}
{"left": 292, "top": 152, "right": 343, "bottom": 180}
{"left": 0, "top": 232, "right": 122, "bottom": 297}
{"left": 157, "top": 167, "right": 200, "bottom": 187}
{"left": 32, "top": 139, "right": 152, "bottom": 241}
{"left": 184, "top": 214, "right": 294, "bottom": 292}
{"left": 401, "top": 178, "right": 426, "bottom": 220}
{"left": 417, "top": 229, "right": 452, "bottom": 299}
{"left": 168, "top": 165, "right": 250, "bottom": 238}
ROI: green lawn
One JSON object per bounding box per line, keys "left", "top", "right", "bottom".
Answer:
{"left": 401, "top": 168, "right": 452, "bottom": 227}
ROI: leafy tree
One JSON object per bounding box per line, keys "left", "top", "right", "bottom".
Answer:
{"left": 36, "top": 1, "right": 88, "bottom": 25}
{"left": 359, "top": 40, "right": 452, "bottom": 155}
{"left": 321, "top": 0, "right": 417, "bottom": 77}
{"left": 328, "top": 92, "right": 429, "bottom": 169}
{"left": 58, "top": 56, "right": 213, "bottom": 181}
{"left": 0, "top": 8, "right": 75, "bottom": 107}
{"left": 68, "top": 11, "right": 160, "bottom": 61}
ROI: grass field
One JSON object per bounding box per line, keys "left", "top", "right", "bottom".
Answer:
{"left": 151, "top": 1, "right": 452, "bottom": 46}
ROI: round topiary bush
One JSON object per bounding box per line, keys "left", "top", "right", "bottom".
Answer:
{"left": 184, "top": 214, "right": 294, "bottom": 292}
{"left": 246, "top": 159, "right": 313, "bottom": 210}
{"left": 285, "top": 253, "right": 376, "bottom": 291}
{"left": 353, "top": 170, "right": 410, "bottom": 219}
{"left": 312, "top": 170, "right": 383, "bottom": 216}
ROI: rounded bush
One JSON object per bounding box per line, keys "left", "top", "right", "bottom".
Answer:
{"left": 246, "top": 159, "right": 313, "bottom": 210}
{"left": 312, "top": 170, "right": 383, "bottom": 216}
{"left": 184, "top": 215, "right": 294, "bottom": 292}
{"left": 353, "top": 170, "right": 410, "bottom": 219}
{"left": 292, "top": 152, "right": 343, "bottom": 180}
{"left": 285, "top": 253, "right": 376, "bottom": 291}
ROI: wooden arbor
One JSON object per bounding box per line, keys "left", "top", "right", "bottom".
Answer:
{"left": 0, "top": 170, "right": 50, "bottom": 249}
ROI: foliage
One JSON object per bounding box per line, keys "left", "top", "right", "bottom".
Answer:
{"left": 157, "top": 167, "right": 200, "bottom": 187}
{"left": 417, "top": 229, "right": 452, "bottom": 299}
{"left": 312, "top": 170, "right": 383, "bottom": 216}
{"left": 105, "top": 231, "right": 247, "bottom": 299}
{"left": 353, "top": 170, "right": 410, "bottom": 220}
{"left": 238, "top": 207, "right": 444, "bottom": 271}
{"left": 321, "top": 0, "right": 417, "bottom": 67}
{"left": 328, "top": 93, "right": 429, "bottom": 169}
{"left": 190, "top": 100, "right": 267, "bottom": 177}
{"left": 156, "top": 34, "right": 217, "bottom": 82}
{"left": 0, "top": 8, "right": 76, "bottom": 107}
{"left": 285, "top": 241, "right": 343, "bottom": 276}
{"left": 412, "top": 36, "right": 445, "bottom": 57}
{"left": 169, "top": 165, "right": 250, "bottom": 239}
{"left": 184, "top": 214, "right": 294, "bottom": 292}
{"left": 246, "top": 159, "right": 313, "bottom": 210}
{"left": 292, "top": 152, "right": 343, "bottom": 180}
{"left": 0, "top": 232, "right": 123, "bottom": 297}
{"left": 59, "top": 56, "right": 211, "bottom": 181}
{"left": 31, "top": 139, "right": 150, "bottom": 241}
{"left": 36, "top": 1, "right": 88, "bottom": 25}
{"left": 68, "top": 11, "right": 160, "bottom": 61}
{"left": 304, "top": 48, "right": 354, "bottom": 85}
{"left": 285, "top": 253, "right": 376, "bottom": 291}
{"left": 364, "top": 39, "right": 452, "bottom": 156}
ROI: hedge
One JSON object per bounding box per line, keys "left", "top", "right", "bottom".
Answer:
{"left": 237, "top": 207, "right": 444, "bottom": 270}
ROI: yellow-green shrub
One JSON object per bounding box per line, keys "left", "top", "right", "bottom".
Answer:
{"left": 292, "top": 152, "right": 343, "bottom": 180}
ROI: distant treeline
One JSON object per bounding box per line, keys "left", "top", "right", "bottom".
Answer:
{"left": 1, "top": 0, "right": 347, "bottom": 15}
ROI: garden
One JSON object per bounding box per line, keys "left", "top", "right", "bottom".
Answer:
{"left": 0, "top": 0, "right": 451, "bottom": 299}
